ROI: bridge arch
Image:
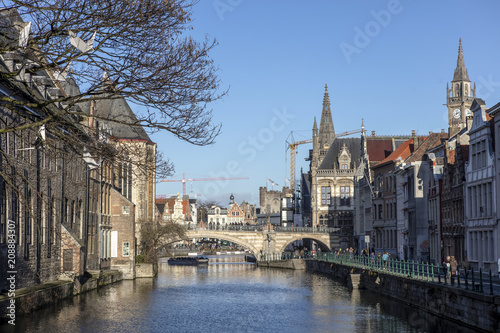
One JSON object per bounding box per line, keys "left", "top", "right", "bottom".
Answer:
{"left": 183, "top": 231, "right": 261, "bottom": 256}
{"left": 165, "top": 229, "right": 335, "bottom": 258}
{"left": 276, "top": 237, "right": 331, "bottom": 254}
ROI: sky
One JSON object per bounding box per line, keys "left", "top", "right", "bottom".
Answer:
{"left": 152, "top": 0, "right": 500, "bottom": 206}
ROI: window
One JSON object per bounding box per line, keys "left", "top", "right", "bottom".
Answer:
{"left": 341, "top": 164, "right": 348, "bottom": 169}
{"left": 122, "top": 206, "right": 130, "bottom": 214}
{"left": 340, "top": 186, "right": 350, "bottom": 206}
{"left": 123, "top": 242, "right": 130, "bottom": 257}
{"left": 321, "top": 186, "right": 331, "bottom": 205}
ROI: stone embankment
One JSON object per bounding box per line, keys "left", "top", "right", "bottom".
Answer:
{"left": 257, "top": 259, "right": 305, "bottom": 270}
{"left": 307, "top": 260, "right": 500, "bottom": 332}
{"left": 0, "top": 270, "right": 122, "bottom": 322}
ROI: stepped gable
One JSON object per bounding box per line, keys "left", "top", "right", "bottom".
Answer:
{"left": 318, "top": 137, "right": 361, "bottom": 170}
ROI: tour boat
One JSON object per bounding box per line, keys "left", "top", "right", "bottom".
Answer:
{"left": 168, "top": 256, "right": 209, "bottom": 265}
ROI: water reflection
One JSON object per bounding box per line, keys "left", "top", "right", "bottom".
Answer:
{"left": 1, "top": 255, "right": 483, "bottom": 333}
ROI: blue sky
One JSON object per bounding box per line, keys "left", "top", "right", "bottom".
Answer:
{"left": 152, "top": 0, "right": 500, "bottom": 206}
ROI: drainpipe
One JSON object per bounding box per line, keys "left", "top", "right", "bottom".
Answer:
{"left": 83, "top": 163, "right": 89, "bottom": 271}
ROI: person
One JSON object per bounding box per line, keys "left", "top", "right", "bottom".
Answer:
{"left": 462, "top": 257, "right": 470, "bottom": 272}
{"left": 444, "top": 256, "right": 451, "bottom": 279}
{"left": 498, "top": 257, "right": 500, "bottom": 279}
{"left": 370, "top": 252, "right": 375, "bottom": 265}
{"left": 382, "top": 252, "right": 389, "bottom": 269}
{"left": 450, "top": 256, "right": 458, "bottom": 276}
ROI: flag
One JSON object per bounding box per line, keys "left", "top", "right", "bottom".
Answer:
{"left": 267, "top": 178, "right": 278, "bottom": 186}
{"left": 285, "top": 178, "right": 290, "bottom": 184}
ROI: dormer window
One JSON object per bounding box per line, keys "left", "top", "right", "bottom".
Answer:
{"left": 337, "top": 143, "right": 351, "bottom": 170}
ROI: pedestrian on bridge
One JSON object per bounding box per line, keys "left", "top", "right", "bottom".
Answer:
{"left": 497, "top": 257, "right": 500, "bottom": 279}
{"left": 450, "top": 256, "right": 458, "bottom": 276}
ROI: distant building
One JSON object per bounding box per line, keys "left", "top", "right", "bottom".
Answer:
{"left": 465, "top": 99, "right": 496, "bottom": 271}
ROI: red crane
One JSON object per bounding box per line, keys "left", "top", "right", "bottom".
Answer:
{"left": 160, "top": 173, "right": 249, "bottom": 196}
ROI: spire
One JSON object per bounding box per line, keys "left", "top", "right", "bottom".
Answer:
{"left": 319, "top": 84, "right": 335, "bottom": 148}
{"left": 453, "top": 38, "right": 469, "bottom": 82}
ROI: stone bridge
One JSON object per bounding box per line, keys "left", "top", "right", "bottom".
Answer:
{"left": 178, "top": 228, "right": 340, "bottom": 257}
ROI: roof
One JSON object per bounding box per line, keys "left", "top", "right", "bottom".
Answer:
{"left": 453, "top": 39, "right": 470, "bottom": 82}
{"left": 406, "top": 133, "right": 448, "bottom": 163}
{"left": 318, "top": 137, "right": 361, "bottom": 170}
{"left": 92, "top": 95, "right": 152, "bottom": 142}
{"left": 373, "top": 139, "right": 414, "bottom": 169}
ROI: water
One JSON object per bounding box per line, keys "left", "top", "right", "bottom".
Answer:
{"left": 2, "top": 255, "right": 481, "bottom": 333}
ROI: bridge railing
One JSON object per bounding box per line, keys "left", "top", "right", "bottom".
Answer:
{"left": 259, "top": 253, "right": 314, "bottom": 261}
{"left": 315, "top": 253, "right": 496, "bottom": 295}
{"left": 187, "top": 225, "right": 339, "bottom": 233}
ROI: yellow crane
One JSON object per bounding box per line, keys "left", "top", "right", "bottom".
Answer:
{"left": 286, "top": 129, "right": 362, "bottom": 190}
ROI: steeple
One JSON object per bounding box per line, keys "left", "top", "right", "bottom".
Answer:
{"left": 453, "top": 38, "right": 469, "bottom": 82}
{"left": 447, "top": 39, "right": 475, "bottom": 136}
{"left": 318, "top": 84, "right": 335, "bottom": 149}
{"left": 313, "top": 116, "right": 318, "bottom": 137}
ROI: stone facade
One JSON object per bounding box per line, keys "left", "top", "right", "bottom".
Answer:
{"left": 0, "top": 10, "right": 144, "bottom": 291}
{"left": 465, "top": 99, "right": 496, "bottom": 271}
{"left": 110, "top": 188, "right": 136, "bottom": 279}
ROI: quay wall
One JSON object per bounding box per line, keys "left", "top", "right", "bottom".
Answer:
{"left": 0, "top": 270, "right": 123, "bottom": 322}
{"left": 257, "top": 259, "right": 305, "bottom": 270}
{"left": 306, "top": 260, "right": 500, "bottom": 332}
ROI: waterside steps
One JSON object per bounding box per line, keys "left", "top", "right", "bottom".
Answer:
{"left": 347, "top": 273, "right": 361, "bottom": 290}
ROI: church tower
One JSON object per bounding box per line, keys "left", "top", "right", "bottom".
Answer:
{"left": 319, "top": 84, "right": 335, "bottom": 151}
{"left": 311, "top": 84, "right": 336, "bottom": 172}
{"left": 447, "top": 39, "right": 475, "bottom": 136}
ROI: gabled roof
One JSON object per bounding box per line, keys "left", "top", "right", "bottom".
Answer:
{"left": 372, "top": 139, "right": 414, "bottom": 169}
{"left": 92, "top": 95, "right": 152, "bottom": 142}
{"left": 406, "top": 133, "right": 448, "bottom": 163}
{"left": 318, "top": 137, "right": 361, "bottom": 170}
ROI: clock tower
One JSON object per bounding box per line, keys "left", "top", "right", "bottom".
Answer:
{"left": 447, "top": 39, "right": 475, "bottom": 137}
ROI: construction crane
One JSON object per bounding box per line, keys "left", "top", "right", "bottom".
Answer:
{"left": 160, "top": 173, "right": 249, "bottom": 196}
{"left": 155, "top": 193, "right": 202, "bottom": 200}
{"left": 286, "top": 129, "right": 363, "bottom": 190}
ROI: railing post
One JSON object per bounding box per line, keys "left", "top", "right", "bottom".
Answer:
{"left": 443, "top": 264, "right": 447, "bottom": 285}
{"left": 437, "top": 264, "right": 441, "bottom": 284}
{"left": 471, "top": 268, "right": 475, "bottom": 289}
{"left": 464, "top": 268, "right": 468, "bottom": 290}
{"left": 479, "top": 268, "right": 484, "bottom": 293}
{"left": 457, "top": 269, "right": 461, "bottom": 288}
{"left": 489, "top": 270, "right": 494, "bottom": 296}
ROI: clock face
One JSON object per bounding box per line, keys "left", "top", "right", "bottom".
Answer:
{"left": 465, "top": 109, "right": 472, "bottom": 117}
{"left": 453, "top": 109, "right": 461, "bottom": 119}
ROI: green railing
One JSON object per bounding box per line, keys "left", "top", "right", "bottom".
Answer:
{"left": 314, "top": 253, "right": 496, "bottom": 294}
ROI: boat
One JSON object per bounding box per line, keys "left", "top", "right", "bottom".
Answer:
{"left": 168, "top": 256, "right": 209, "bottom": 265}
{"left": 245, "top": 254, "right": 257, "bottom": 263}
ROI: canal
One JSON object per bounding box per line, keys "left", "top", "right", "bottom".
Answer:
{"left": 2, "top": 255, "right": 480, "bottom": 333}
